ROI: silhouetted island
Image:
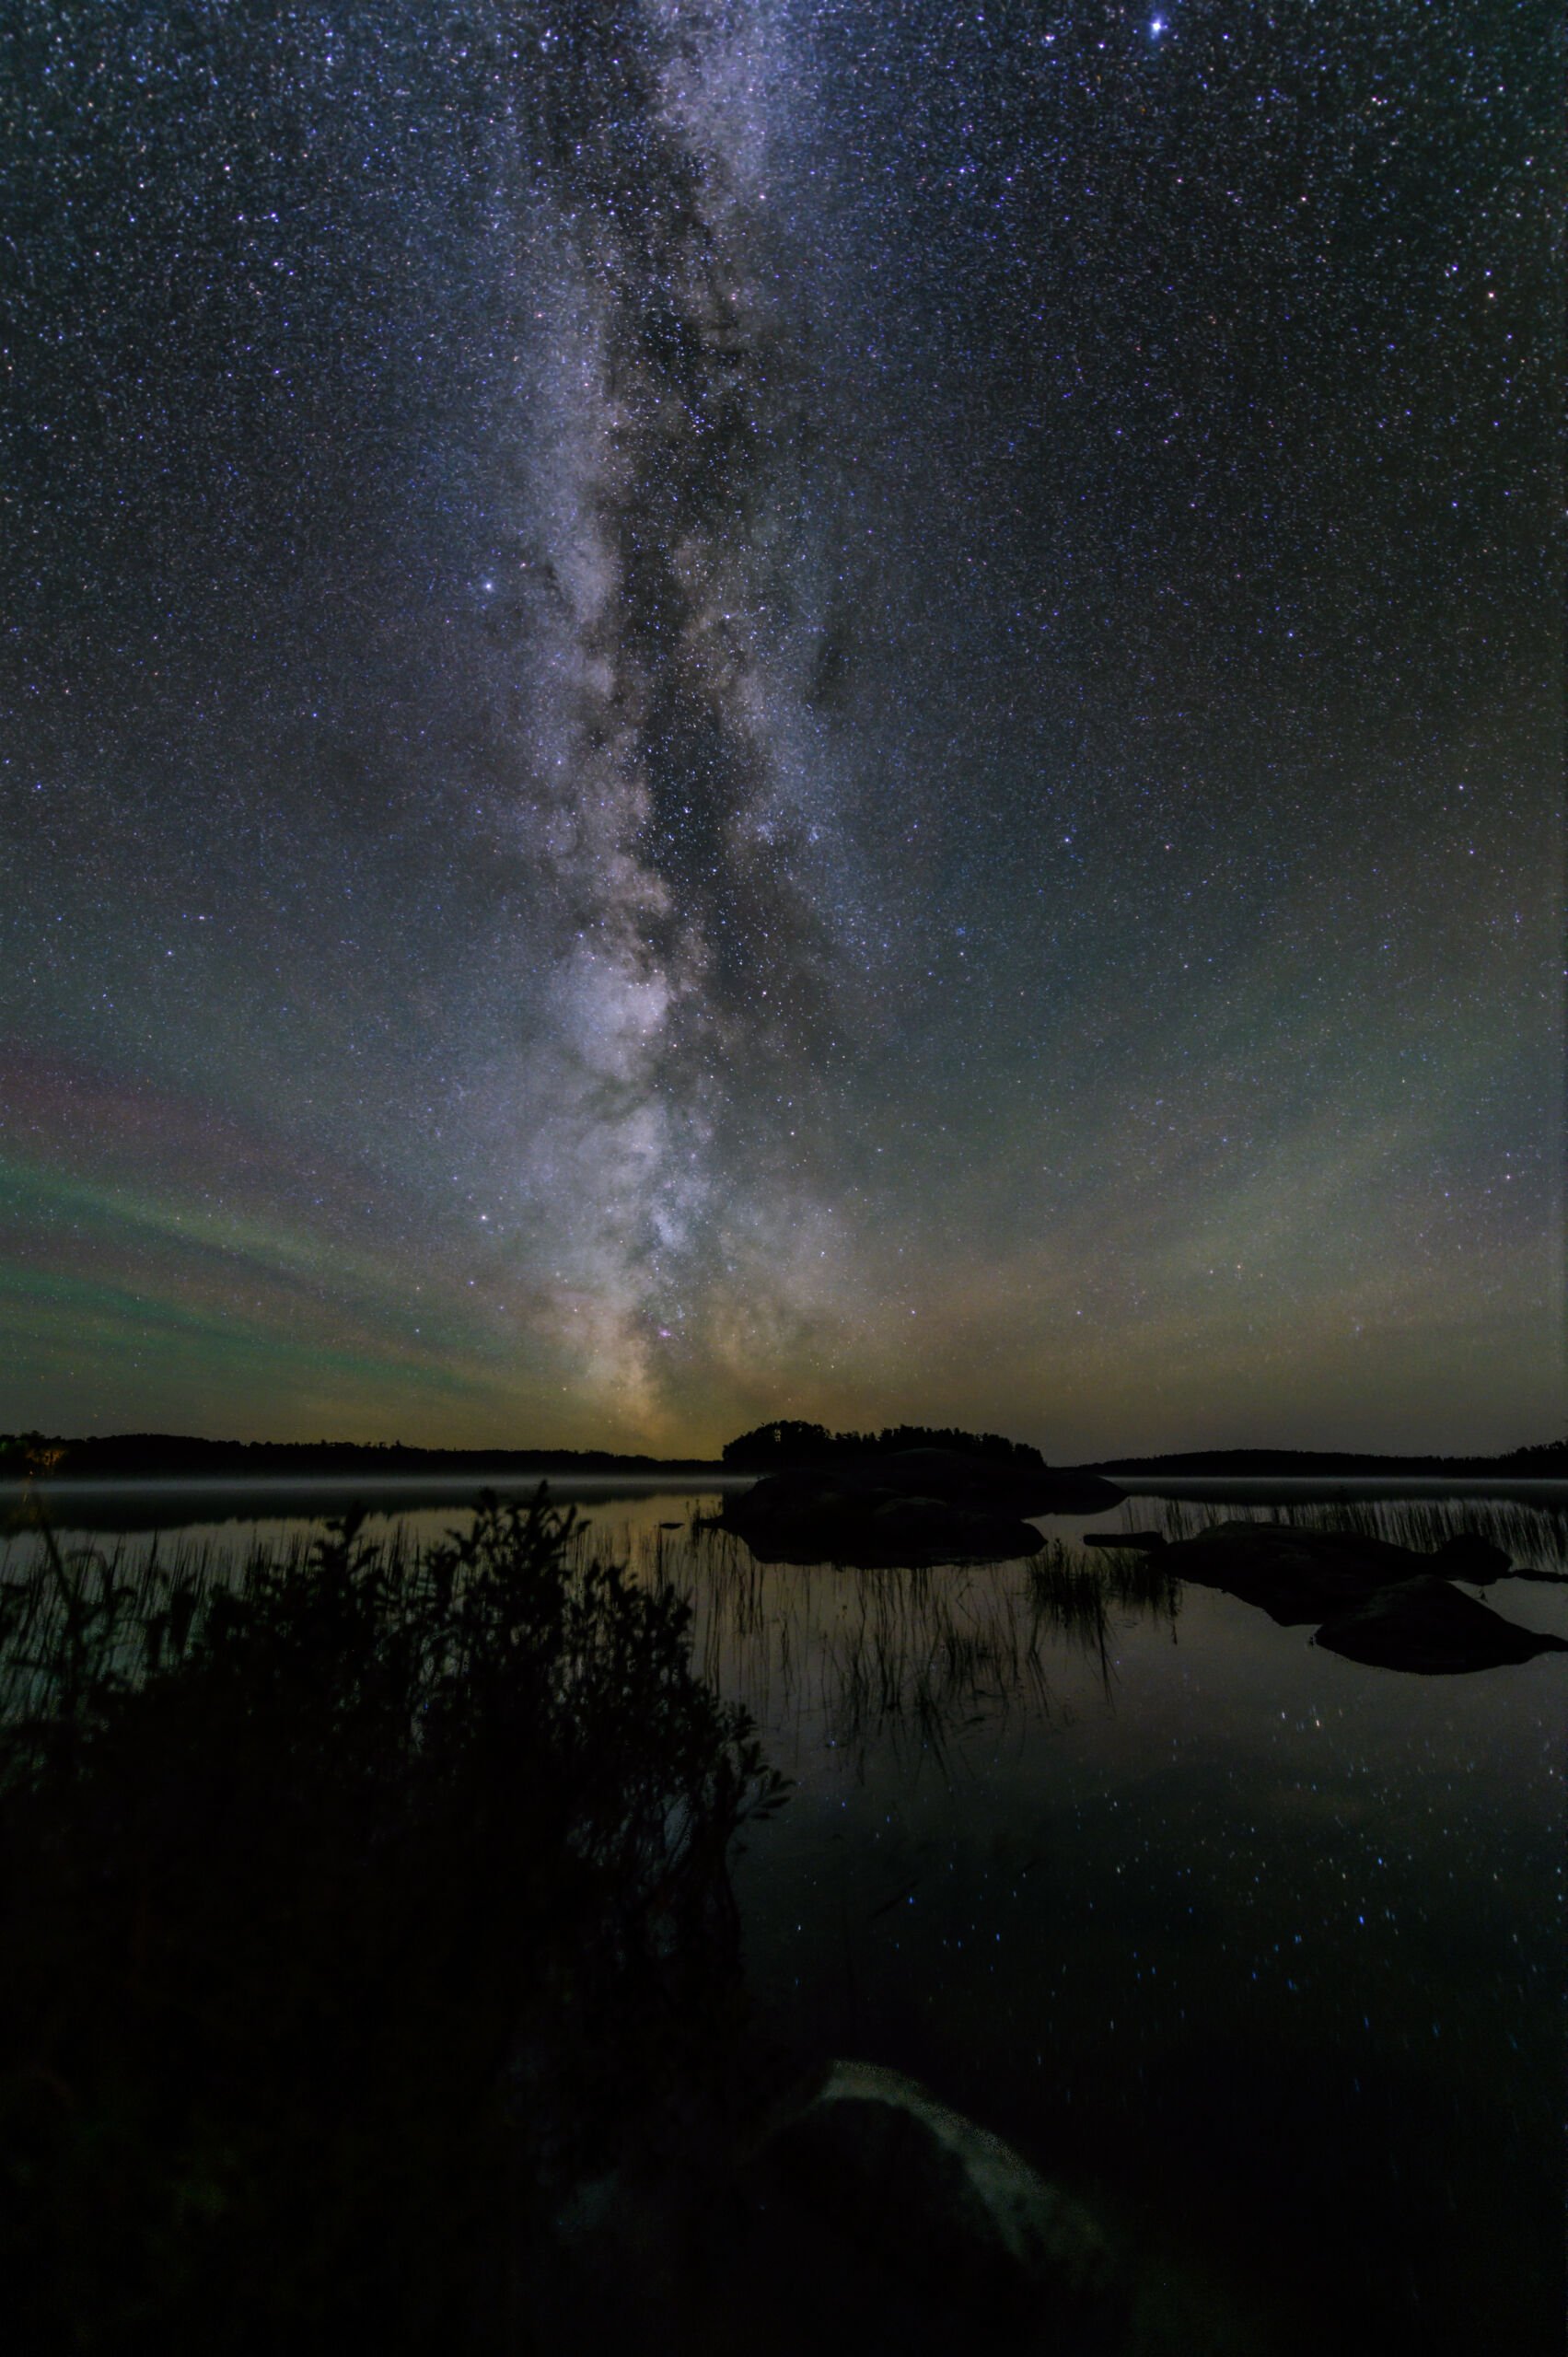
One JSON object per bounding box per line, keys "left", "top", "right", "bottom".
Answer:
{"left": 719, "top": 1447, "right": 1123, "bottom": 1566}
{"left": 721, "top": 1421, "right": 1049, "bottom": 1471}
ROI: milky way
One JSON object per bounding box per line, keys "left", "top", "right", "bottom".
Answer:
{"left": 502, "top": 1, "right": 860, "bottom": 1414}
{"left": 1, "top": 1, "right": 1560, "bottom": 1453}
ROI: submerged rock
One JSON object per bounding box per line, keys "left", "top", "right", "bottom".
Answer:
{"left": 1314, "top": 1574, "right": 1568, "bottom": 1673}
{"left": 720, "top": 1449, "right": 1121, "bottom": 1566}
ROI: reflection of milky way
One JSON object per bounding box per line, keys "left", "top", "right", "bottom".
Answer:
{"left": 512, "top": 2, "right": 848, "bottom": 1409}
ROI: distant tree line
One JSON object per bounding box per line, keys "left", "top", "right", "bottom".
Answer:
{"left": 1083, "top": 1436, "right": 1568, "bottom": 1477}
{"left": 6, "top": 1426, "right": 1561, "bottom": 1485}
{"left": 0, "top": 1434, "right": 712, "bottom": 1480}
{"left": 1495, "top": 1435, "right": 1568, "bottom": 1472}
{"left": 720, "top": 1420, "right": 1047, "bottom": 1470}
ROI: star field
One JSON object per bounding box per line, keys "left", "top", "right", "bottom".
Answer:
{"left": 0, "top": 0, "right": 1559, "bottom": 1453}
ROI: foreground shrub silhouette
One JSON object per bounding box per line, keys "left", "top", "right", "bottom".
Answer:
{"left": 0, "top": 1492, "right": 786, "bottom": 2353}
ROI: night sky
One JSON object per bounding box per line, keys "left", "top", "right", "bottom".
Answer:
{"left": 2, "top": 0, "right": 1560, "bottom": 1457}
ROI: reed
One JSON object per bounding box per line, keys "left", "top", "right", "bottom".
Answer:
{"left": 555, "top": 1519, "right": 1179, "bottom": 1775}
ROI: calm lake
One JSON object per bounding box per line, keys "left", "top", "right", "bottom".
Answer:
{"left": 5, "top": 1473, "right": 1564, "bottom": 2356}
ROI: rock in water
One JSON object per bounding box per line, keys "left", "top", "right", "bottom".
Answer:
{"left": 1430, "top": 1531, "right": 1511, "bottom": 1583}
{"left": 862, "top": 1449, "right": 1123, "bottom": 1515}
{"left": 1158, "top": 1520, "right": 1512, "bottom": 1626}
{"left": 719, "top": 1448, "right": 1123, "bottom": 1564}
{"left": 721, "top": 1462, "right": 1050, "bottom": 1565}
{"left": 1314, "top": 1574, "right": 1568, "bottom": 1673}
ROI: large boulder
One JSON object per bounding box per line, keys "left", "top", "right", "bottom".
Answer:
{"left": 1314, "top": 1574, "right": 1568, "bottom": 1674}
{"left": 753, "top": 2059, "right": 1126, "bottom": 2345}
{"left": 1159, "top": 1520, "right": 1509, "bottom": 1627}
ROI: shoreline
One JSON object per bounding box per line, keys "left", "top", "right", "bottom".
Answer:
{"left": 3, "top": 1434, "right": 1561, "bottom": 1487}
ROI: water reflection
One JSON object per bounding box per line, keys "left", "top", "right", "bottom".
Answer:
{"left": 2, "top": 1479, "right": 1563, "bottom": 2353}
{"left": 549, "top": 1516, "right": 1186, "bottom": 1782}
{"left": 5, "top": 1481, "right": 1565, "bottom": 1759}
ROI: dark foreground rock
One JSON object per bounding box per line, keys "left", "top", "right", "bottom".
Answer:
{"left": 1159, "top": 1520, "right": 1511, "bottom": 1626}
{"left": 720, "top": 1448, "right": 1121, "bottom": 1566}
{"left": 1314, "top": 1574, "right": 1568, "bottom": 1673}
{"left": 748, "top": 2060, "right": 1127, "bottom": 2351}
{"left": 535, "top": 2046, "right": 1295, "bottom": 2355}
